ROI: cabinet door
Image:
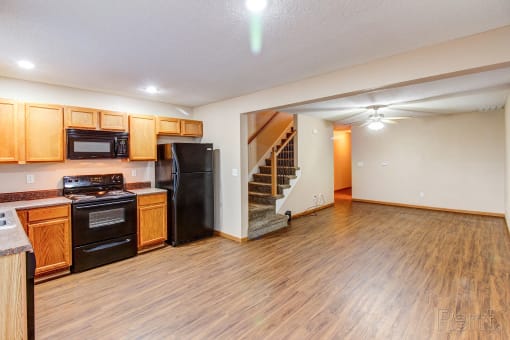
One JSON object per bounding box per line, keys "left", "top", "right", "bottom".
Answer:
{"left": 180, "top": 119, "right": 203, "bottom": 137}
{"left": 25, "top": 103, "right": 64, "bottom": 162}
{"left": 65, "top": 106, "right": 98, "bottom": 129}
{"left": 129, "top": 114, "right": 156, "bottom": 161}
{"left": 157, "top": 117, "right": 181, "bottom": 135}
{"left": 28, "top": 218, "right": 71, "bottom": 275}
{"left": 0, "top": 99, "right": 19, "bottom": 162}
{"left": 100, "top": 111, "right": 127, "bottom": 131}
{"left": 138, "top": 203, "right": 167, "bottom": 249}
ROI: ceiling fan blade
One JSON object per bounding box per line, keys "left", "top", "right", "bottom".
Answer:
{"left": 359, "top": 121, "right": 371, "bottom": 127}
{"left": 381, "top": 119, "right": 397, "bottom": 124}
{"left": 383, "top": 116, "right": 412, "bottom": 120}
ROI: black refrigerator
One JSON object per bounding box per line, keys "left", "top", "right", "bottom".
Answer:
{"left": 155, "top": 143, "right": 214, "bottom": 246}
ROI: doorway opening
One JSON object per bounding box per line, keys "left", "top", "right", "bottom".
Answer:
{"left": 333, "top": 127, "right": 352, "bottom": 201}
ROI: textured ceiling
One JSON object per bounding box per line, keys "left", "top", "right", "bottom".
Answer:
{"left": 0, "top": 1, "right": 509, "bottom": 106}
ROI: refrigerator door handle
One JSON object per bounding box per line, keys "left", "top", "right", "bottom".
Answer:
{"left": 173, "top": 173, "right": 179, "bottom": 201}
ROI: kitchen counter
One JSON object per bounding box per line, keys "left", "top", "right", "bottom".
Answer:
{"left": 129, "top": 188, "right": 167, "bottom": 196}
{"left": 0, "top": 197, "right": 71, "bottom": 256}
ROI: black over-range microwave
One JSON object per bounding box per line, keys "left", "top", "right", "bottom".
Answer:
{"left": 66, "top": 129, "right": 129, "bottom": 159}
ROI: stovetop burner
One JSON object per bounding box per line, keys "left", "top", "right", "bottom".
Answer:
{"left": 63, "top": 174, "right": 136, "bottom": 203}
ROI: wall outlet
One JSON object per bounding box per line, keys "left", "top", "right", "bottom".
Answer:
{"left": 419, "top": 192, "right": 425, "bottom": 198}
{"left": 313, "top": 194, "right": 318, "bottom": 206}
{"left": 131, "top": 169, "right": 137, "bottom": 177}
{"left": 26, "top": 174, "right": 35, "bottom": 184}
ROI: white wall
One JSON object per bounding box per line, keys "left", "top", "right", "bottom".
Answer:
{"left": 0, "top": 160, "right": 153, "bottom": 193}
{"left": 0, "top": 77, "right": 191, "bottom": 117}
{"left": 505, "top": 95, "right": 510, "bottom": 229}
{"left": 0, "top": 77, "right": 194, "bottom": 193}
{"left": 352, "top": 111, "right": 505, "bottom": 214}
{"left": 278, "top": 115, "right": 334, "bottom": 214}
{"left": 194, "top": 27, "right": 510, "bottom": 237}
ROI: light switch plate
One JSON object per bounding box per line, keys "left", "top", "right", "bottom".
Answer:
{"left": 231, "top": 168, "right": 239, "bottom": 177}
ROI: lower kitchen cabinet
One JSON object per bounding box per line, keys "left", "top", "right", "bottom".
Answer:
{"left": 137, "top": 193, "right": 167, "bottom": 250}
{"left": 18, "top": 204, "right": 72, "bottom": 276}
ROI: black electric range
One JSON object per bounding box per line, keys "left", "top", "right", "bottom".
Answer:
{"left": 63, "top": 174, "right": 137, "bottom": 272}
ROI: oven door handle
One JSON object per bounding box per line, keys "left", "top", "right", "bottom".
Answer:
{"left": 82, "top": 238, "right": 132, "bottom": 253}
{"left": 74, "top": 199, "right": 135, "bottom": 209}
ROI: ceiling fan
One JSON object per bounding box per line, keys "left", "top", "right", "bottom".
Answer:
{"left": 349, "top": 105, "right": 410, "bottom": 130}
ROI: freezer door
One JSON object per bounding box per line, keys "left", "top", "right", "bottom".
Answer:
{"left": 170, "top": 172, "right": 214, "bottom": 245}
{"left": 173, "top": 143, "right": 213, "bottom": 173}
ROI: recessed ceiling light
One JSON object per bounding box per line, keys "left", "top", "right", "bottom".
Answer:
{"left": 245, "top": 0, "right": 267, "bottom": 13}
{"left": 17, "top": 60, "right": 35, "bottom": 70}
{"left": 144, "top": 86, "right": 159, "bottom": 94}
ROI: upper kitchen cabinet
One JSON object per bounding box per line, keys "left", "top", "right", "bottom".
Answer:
{"left": 64, "top": 106, "right": 98, "bottom": 129}
{"left": 0, "top": 99, "right": 20, "bottom": 162}
{"left": 25, "top": 103, "right": 64, "bottom": 162}
{"left": 180, "top": 119, "right": 203, "bottom": 137}
{"left": 100, "top": 111, "right": 127, "bottom": 131}
{"left": 129, "top": 114, "right": 157, "bottom": 161}
{"left": 157, "top": 116, "right": 181, "bottom": 135}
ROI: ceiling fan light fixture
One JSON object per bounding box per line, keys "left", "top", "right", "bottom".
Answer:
{"left": 367, "top": 121, "right": 384, "bottom": 131}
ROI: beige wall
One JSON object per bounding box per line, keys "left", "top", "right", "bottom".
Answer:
{"left": 278, "top": 115, "right": 334, "bottom": 214}
{"left": 194, "top": 27, "right": 510, "bottom": 238}
{"left": 352, "top": 111, "right": 505, "bottom": 214}
{"left": 0, "top": 77, "right": 194, "bottom": 193}
{"left": 334, "top": 130, "right": 352, "bottom": 190}
{"left": 505, "top": 95, "right": 510, "bottom": 230}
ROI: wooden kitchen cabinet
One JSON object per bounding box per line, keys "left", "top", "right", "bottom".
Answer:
{"left": 65, "top": 106, "right": 98, "bottom": 129}
{"left": 25, "top": 103, "right": 64, "bottom": 162}
{"left": 0, "top": 99, "right": 20, "bottom": 162}
{"left": 137, "top": 193, "right": 167, "bottom": 250}
{"left": 129, "top": 114, "right": 157, "bottom": 161}
{"left": 19, "top": 204, "right": 71, "bottom": 276}
{"left": 100, "top": 110, "right": 127, "bottom": 131}
{"left": 157, "top": 116, "right": 181, "bottom": 135}
{"left": 180, "top": 119, "right": 203, "bottom": 137}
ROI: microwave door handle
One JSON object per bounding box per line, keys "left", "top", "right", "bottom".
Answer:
{"left": 114, "top": 137, "right": 118, "bottom": 156}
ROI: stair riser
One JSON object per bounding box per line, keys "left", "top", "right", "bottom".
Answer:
{"left": 249, "top": 195, "right": 277, "bottom": 205}
{"left": 250, "top": 216, "right": 288, "bottom": 230}
{"left": 265, "top": 159, "right": 295, "bottom": 167}
{"left": 248, "top": 183, "right": 283, "bottom": 195}
{"left": 253, "top": 174, "right": 271, "bottom": 183}
{"left": 259, "top": 166, "right": 297, "bottom": 176}
{"left": 248, "top": 220, "right": 288, "bottom": 239}
{"left": 250, "top": 210, "right": 274, "bottom": 220}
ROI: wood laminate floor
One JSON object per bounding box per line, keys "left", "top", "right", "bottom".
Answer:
{"left": 35, "top": 199, "right": 510, "bottom": 339}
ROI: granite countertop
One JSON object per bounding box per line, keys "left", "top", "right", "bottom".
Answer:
{"left": 129, "top": 188, "right": 167, "bottom": 195}
{"left": 0, "top": 197, "right": 71, "bottom": 257}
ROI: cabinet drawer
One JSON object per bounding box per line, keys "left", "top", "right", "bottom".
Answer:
{"left": 138, "top": 193, "right": 167, "bottom": 206}
{"left": 28, "top": 205, "right": 69, "bottom": 222}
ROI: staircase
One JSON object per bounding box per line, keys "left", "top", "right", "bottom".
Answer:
{"left": 248, "top": 127, "right": 298, "bottom": 239}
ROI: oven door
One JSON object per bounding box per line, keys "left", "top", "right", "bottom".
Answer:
{"left": 67, "top": 134, "right": 116, "bottom": 159}
{"left": 72, "top": 198, "right": 137, "bottom": 246}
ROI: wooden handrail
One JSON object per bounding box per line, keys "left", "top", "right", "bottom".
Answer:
{"left": 271, "top": 130, "right": 297, "bottom": 196}
{"left": 248, "top": 111, "right": 279, "bottom": 144}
